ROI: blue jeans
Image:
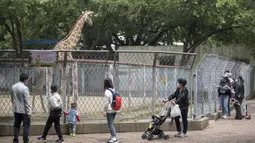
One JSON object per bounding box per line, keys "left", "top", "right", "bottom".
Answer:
{"left": 220, "top": 95, "right": 229, "bottom": 116}
{"left": 107, "top": 113, "right": 117, "bottom": 137}
{"left": 69, "top": 123, "right": 76, "bottom": 134}
{"left": 13, "top": 113, "right": 31, "bottom": 143}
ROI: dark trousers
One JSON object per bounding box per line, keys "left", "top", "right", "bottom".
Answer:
{"left": 175, "top": 108, "right": 188, "bottom": 134}
{"left": 13, "top": 112, "right": 31, "bottom": 143}
{"left": 42, "top": 115, "right": 63, "bottom": 139}
{"left": 234, "top": 104, "right": 242, "bottom": 119}
{"left": 228, "top": 98, "right": 231, "bottom": 115}
{"left": 237, "top": 97, "right": 244, "bottom": 105}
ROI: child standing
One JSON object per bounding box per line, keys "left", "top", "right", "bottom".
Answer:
{"left": 64, "top": 103, "right": 80, "bottom": 136}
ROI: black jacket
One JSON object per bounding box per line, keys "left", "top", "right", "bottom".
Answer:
{"left": 218, "top": 85, "right": 231, "bottom": 97}
{"left": 234, "top": 82, "right": 245, "bottom": 99}
{"left": 168, "top": 87, "right": 189, "bottom": 109}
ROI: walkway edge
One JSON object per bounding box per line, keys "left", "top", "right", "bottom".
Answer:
{"left": 0, "top": 118, "right": 209, "bottom": 136}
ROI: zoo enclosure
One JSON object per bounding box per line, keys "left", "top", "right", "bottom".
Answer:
{"left": 0, "top": 50, "right": 196, "bottom": 120}
{"left": 194, "top": 54, "right": 254, "bottom": 120}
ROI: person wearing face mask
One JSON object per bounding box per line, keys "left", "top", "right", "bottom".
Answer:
{"left": 11, "top": 73, "right": 31, "bottom": 143}
{"left": 163, "top": 78, "right": 189, "bottom": 138}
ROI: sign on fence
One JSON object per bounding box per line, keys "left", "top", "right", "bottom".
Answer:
{"left": 30, "top": 51, "right": 56, "bottom": 67}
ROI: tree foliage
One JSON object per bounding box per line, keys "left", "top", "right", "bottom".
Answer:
{"left": 0, "top": 0, "right": 255, "bottom": 56}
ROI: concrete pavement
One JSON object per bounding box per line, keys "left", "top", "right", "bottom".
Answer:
{"left": 0, "top": 100, "right": 255, "bottom": 143}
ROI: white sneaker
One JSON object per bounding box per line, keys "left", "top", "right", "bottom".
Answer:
{"left": 174, "top": 132, "right": 183, "bottom": 137}
{"left": 182, "top": 133, "right": 187, "bottom": 137}
{"left": 222, "top": 115, "right": 227, "bottom": 119}
{"left": 176, "top": 133, "right": 187, "bottom": 138}
{"left": 107, "top": 137, "right": 118, "bottom": 143}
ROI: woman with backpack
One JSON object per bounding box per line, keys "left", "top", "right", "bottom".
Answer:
{"left": 103, "top": 78, "right": 118, "bottom": 143}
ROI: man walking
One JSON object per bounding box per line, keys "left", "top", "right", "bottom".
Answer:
{"left": 11, "top": 73, "right": 31, "bottom": 143}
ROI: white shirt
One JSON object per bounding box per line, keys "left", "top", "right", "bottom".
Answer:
{"left": 48, "top": 92, "right": 63, "bottom": 110}
{"left": 104, "top": 89, "right": 117, "bottom": 113}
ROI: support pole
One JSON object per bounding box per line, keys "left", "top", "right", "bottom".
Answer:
{"left": 128, "top": 66, "right": 132, "bottom": 113}
{"left": 152, "top": 53, "right": 158, "bottom": 115}
{"left": 73, "top": 62, "right": 79, "bottom": 103}
{"left": 63, "top": 52, "right": 67, "bottom": 123}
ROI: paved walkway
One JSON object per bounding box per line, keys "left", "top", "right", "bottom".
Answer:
{"left": 1, "top": 101, "right": 255, "bottom": 143}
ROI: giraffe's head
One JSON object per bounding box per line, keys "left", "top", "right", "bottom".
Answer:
{"left": 82, "top": 10, "right": 94, "bottom": 26}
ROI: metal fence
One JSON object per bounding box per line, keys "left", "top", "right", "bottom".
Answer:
{"left": 194, "top": 54, "right": 254, "bottom": 120}
{"left": 0, "top": 50, "right": 196, "bottom": 121}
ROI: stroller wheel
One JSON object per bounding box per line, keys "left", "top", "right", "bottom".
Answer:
{"left": 147, "top": 135, "right": 153, "bottom": 141}
{"left": 163, "top": 135, "right": 170, "bottom": 140}
{"left": 141, "top": 134, "right": 147, "bottom": 139}
{"left": 158, "top": 133, "right": 164, "bottom": 139}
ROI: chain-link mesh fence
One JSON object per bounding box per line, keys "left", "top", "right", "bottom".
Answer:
{"left": 194, "top": 54, "right": 254, "bottom": 120}
{"left": 0, "top": 50, "right": 196, "bottom": 121}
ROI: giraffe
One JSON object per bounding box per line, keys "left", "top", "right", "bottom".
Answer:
{"left": 54, "top": 10, "right": 94, "bottom": 60}
{"left": 53, "top": 10, "right": 94, "bottom": 108}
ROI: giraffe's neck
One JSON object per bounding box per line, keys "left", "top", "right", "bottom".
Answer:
{"left": 67, "top": 14, "right": 87, "bottom": 46}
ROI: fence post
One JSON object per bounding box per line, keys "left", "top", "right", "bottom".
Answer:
{"left": 63, "top": 52, "right": 67, "bottom": 123}
{"left": 113, "top": 51, "right": 117, "bottom": 89}
{"left": 143, "top": 66, "right": 146, "bottom": 104}
{"left": 81, "top": 68, "right": 84, "bottom": 97}
{"left": 152, "top": 53, "right": 158, "bottom": 115}
{"left": 73, "top": 62, "right": 78, "bottom": 103}
{"left": 128, "top": 66, "right": 132, "bottom": 113}
{"left": 189, "top": 55, "right": 197, "bottom": 118}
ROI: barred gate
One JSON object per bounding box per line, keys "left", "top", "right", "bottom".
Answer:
{"left": 194, "top": 55, "right": 254, "bottom": 120}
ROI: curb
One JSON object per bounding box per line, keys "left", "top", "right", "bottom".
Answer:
{"left": 0, "top": 117, "right": 209, "bottom": 136}
{"left": 209, "top": 105, "right": 234, "bottom": 120}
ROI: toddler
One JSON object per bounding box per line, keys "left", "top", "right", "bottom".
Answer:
{"left": 64, "top": 102, "right": 80, "bottom": 136}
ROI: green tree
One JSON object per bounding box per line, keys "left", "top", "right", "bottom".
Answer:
{"left": 0, "top": 0, "right": 29, "bottom": 55}
{"left": 88, "top": 0, "right": 255, "bottom": 63}
{"left": 1, "top": 0, "right": 255, "bottom": 58}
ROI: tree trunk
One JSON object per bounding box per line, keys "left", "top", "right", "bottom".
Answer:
{"left": 16, "top": 22, "right": 24, "bottom": 65}
{"left": 180, "top": 41, "right": 189, "bottom": 66}
{"left": 148, "top": 30, "right": 165, "bottom": 46}
{"left": 8, "top": 22, "right": 18, "bottom": 57}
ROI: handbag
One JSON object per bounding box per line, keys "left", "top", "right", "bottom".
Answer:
{"left": 170, "top": 104, "right": 181, "bottom": 118}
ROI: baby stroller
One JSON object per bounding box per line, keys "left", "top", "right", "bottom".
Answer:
{"left": 141, "top": 102, "right": 171, "bottom": 140}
